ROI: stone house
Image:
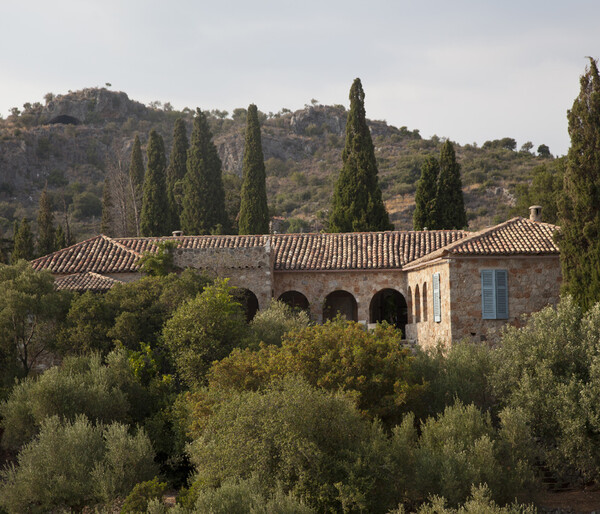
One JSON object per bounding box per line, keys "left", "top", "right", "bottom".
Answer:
{"left": 31, "top": 209, "right": 560, "bottom": 348}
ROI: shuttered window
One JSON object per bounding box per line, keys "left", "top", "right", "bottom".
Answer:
{"left": 481, "top": 269, "right": 508, "bottom": 319}
{"left": 433, "top": 272, "right": 441, "bottom": 322}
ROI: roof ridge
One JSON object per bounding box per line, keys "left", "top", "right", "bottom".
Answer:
{"left": 109, "top": 237, "right": 145, "bottom": 258}
{"left": 30, "top": 234, "right": 108, "bottom": 265}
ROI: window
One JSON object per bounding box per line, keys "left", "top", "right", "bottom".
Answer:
{"left": 481, "top": 269, "right": 508, "bottom": 319}
{"left": 432, "top": 272, "right": 441, "bottom": 322}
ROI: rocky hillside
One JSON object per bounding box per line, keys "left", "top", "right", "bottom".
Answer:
{"left": 0, "top": 88, "right": 556, "bottom": 242}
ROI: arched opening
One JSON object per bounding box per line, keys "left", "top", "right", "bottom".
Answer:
{"left": 369, "top": 289, "right": 408, "bottom": 336}
{"left": 407, "top": 286, "right": 413, "bottom": 324}
{"left": 422, "top": 282, "right": 428, "bottom": 322}
{"left": 323, "top": 290, "right": 357, "bottom": 322}
{"left": 232, "top": 288, "right": 259, "bottom": 322}
{"left": 414, "top": 284, "right": 421, "bottom": 323}
{"left": 278, "top": 290, "right": 309, "bottom": 312}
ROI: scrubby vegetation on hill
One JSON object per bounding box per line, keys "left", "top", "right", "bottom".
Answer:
{"left": 0, "top": 87, "right": 556, "bottom": 253}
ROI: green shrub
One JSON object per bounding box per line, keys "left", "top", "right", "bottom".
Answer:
{"left": 0, "top": 350, "right": 141, "bottom": 451}
{"left": 121, "top": 477, "right": 167, "bottom": 513}
{"left": 162, "top": 278, "right": 250, "bottom": 387}
{"left": 250, "top": 299, "right": 310, "bottom": 347}
{"left": 0, "top": 415, "right": 157, "bottom": 513}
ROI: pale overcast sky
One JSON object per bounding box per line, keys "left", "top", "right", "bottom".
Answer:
{"left": 2, "top": 0, "right": 599, "bottom": 156}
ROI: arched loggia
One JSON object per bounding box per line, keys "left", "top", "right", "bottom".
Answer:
{"left": 323, "top": 290, "right": 358, "bottom": 322}
{"left": 232, "top": 288, "right": 259, "bottom": 322}
{"left": 369, "top": 288, "right": 409, "bottom": 336}
{"left": 278, "top": 290, "right": 310, "bottom": 312}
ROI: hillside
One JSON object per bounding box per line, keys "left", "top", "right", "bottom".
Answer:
{"left": 0, "top": 87, "right": 557, "bottom": 243}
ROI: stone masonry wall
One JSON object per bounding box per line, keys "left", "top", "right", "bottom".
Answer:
{"left": 273, "top": 270, "right": 408, "bottom": 324}
{"left": 404, "top": 261, "right": 452, "bottom": 350}
{"left": 448, "top": 255, "right": 561, "bottom": 344}
{"left": 173, "top": 246, "right": 274, "bottom": 310}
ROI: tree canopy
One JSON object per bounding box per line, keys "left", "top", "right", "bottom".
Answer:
{"left": 140, "top": 130, "right": 170, "bottom": 237}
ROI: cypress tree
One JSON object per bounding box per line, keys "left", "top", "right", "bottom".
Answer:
{"left": 54, "top": 224, "right": 66, "bottom": 250}
{"left": 128, "top": 135, "right": 145, "bottom": 236}
{"left": 435, "top": 140, "right": 467, "bottom": 229}
{"left": 140, "top": 130, "right": 170, "bottom": 237}
{"left": 36, "top": 188, "right": 55, "bottom": 255}
{"left": 180, "top": 110, "right": 227, "bottom": 234}
{"left": 557, "top": 57, "right": 600, "bottom": 310}
{"left": 413, "top": 156, "right": 440, "bottom": 230}
{"left": 101, "top": 176, "right": 113, "bottom": 236}
{"left": 167, "top": 118, "right": 189, "bottom": 231}
{"left": 12, "top": 218, "right": 34, "bottom": 262}
{"left": 238, "top": 104, "right": 269, "bottom": 235}
{"left": 329, "top": 78, "right": 392, "bottom": 233}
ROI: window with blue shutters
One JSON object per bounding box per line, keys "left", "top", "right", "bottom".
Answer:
{"left": 433, "top": 272, "right": 441, "bottom": 322}
{"left": 481, "top": 269, "right": 508, "bottom": 319}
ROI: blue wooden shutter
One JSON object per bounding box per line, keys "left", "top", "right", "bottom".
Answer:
{"left": 481, "top": 270, "right": 496, "bottom": 319}
{"left": 495, "top": 269, "right": 508, "bottom": 319}
{"left": 433, "top": 272, "right": 441, "bottom": 322}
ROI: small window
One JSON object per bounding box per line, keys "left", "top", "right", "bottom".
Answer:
{"left": 481, "top": 269, "right": 508, "bottom": 319}
{"left": 432, "top": 272, "right": 441, "bottom": 322}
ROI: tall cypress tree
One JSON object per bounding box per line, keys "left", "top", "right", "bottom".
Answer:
{"left": 101, "top": 175, "right": 113, "bottom": 236}
{"left": 12, "top": 218, "right": 34, "bottom": 262}
{"left": 140, "top": 130, "right": 170, "bottom": 237}
{"left": 413, "top": 156, "right": 440, "bottom": 230}
{"left": 167, "top": 118, "right": 189, "bottom": 231}
{"left": 329, "top": 78, "right": 392, "bottom": 233}
{"left": 435, "top": 140, "right": 467, "bottom": 229}
{"left": 36, "top": 188, "right": 55, "bottom": 255}
{"left": 54, "top": 224, "right": 66, "bottom": 250}
{"left": 238, "top": 104, "right": 269, "bottom": 235}
{"left": 181, "top": 110, "right": 227, "bottom": 235}
{"left": 557, "top": 57, "right": 600, "bottom": 310}
{"left": 128, "top": 135, "right": 145, "bottom": 236}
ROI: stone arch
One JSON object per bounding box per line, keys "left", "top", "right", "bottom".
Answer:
{"left": 422, "top": 282, "right": 428, "bottom": 322}
{"left": 233, "top": 288, "right": 259, "bottom": 322}
{"left": 406, "top": 286, "right": 413, "bottom": 324}
{"left": 323, "top": 290, "right": 357, "bottom": 322}
{"left": 278, "top": 290, "right": 310, "bottom": 312}
{"left": 369, "top": 288, "right": 408, "bottom": 336}
{"left": 414, "top": 284, "right": 421, "bottom": 323}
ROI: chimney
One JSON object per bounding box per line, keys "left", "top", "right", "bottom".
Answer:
{"left": 529, "top": 205, "right": 542, "bottom": 222}
{"left": 172, "top": 230, "right": 183, "bottom": 237}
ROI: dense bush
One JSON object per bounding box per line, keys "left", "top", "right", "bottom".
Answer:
{"left": 162, "top": 278, "right": 251, "bottom": 387}
{"left": 187, "top": 376, "right": 386, "bottom": 512}
{"left": 0, "top": 415, "right": 156, "bottom": 513}
{"left": 249, "top": 299, "right": 311, "bottom": 347}
{"left": 208, "top": 319, "right": 418, "bottom": 427}
{"left": 121, "top": 477, "right": 167, "bottom": 513}
{"left": 0, "top": 349, "right": 145, "bottom": 451}
{"left": 492, "top": 296, "right": 600, "bottom": 481}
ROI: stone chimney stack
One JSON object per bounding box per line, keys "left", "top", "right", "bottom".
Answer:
{"left": 172, "top": 230, "right": 183, "bottom": 237}
{"left": 529, "top": 205, "right": 542, "bottom": 222}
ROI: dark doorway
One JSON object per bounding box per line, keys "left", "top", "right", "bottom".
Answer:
{"left": 233, "top": 288, "right": 259, "bottom": 322}
{"left": 323, "top": 290, "right": 358, "bottom": 322}
{"left": 278, "top": 290, "right": 310, "bottom": 312}
{"left": 369, "top": 289, "right": 408, "bottom": 336}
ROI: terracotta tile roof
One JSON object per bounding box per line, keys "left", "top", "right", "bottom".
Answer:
{"left": 405, "top": 217, "right": 560, "bottom": 268}
{"left": 31, "top": 219, "right": 558, "bottom": 281}
{"left": 54, "top": 272, "right": 124, "bottom": 292}
{"left": 31, "top": 234, "right": 143, "bottom": 274}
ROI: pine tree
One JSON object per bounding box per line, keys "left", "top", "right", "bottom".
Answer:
{"left": 128, "top": 135, "right": 145, "bottom": 236}
{"left": 101, "top": 176, "right": 113, "bottom": 235}
{"left": 557, "top": 57, "right": 600, "bottom": 310}
{"left": 238, "top": 104, "right": 269, "bottom": 235}
{"left": 435, "top": 140, "right": 467, "bottom": 229}
{"left": 413, "top": 156, "right": 440, "bottom": 230}
{"left": 36, "top": 188, "right": 55, "bottom": 256}
{"left": 167, "top": 118, "right": 189, "bottom": 231}
{"left": 12, "top": 218, "right": 34, "bottom": 262}
{"left": 329, "top": 78, "right": 392, "bottom": 233}
{"left": 140, "top": 130, "right": 170, "bottom": 237}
